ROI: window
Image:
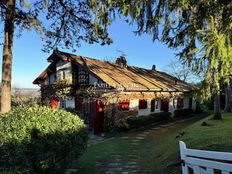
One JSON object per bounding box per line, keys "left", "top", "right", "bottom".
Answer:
{"left": 60, "top": 99, "right": 66, "bottom": 109}
{"left": 155, "top": 99, "right": 160, "bottom": 110}
{"left": 78, "top": 68, "right": 89, "bottom": 86}
{"left": 173, "top": 98, "right": 177, "bottom": 108}
{"left": 119, "top": 100, "right": 130, "bottom": 110}
{"left": 139, "top": 99, "right": 147, "bottom": 109}
{"left": 72, "top": 65, "right": 89, "bottom": 86}
{"left": 62, "top": 70, "right": 66, "bottom": 80}
{"left": 57, "top": 71, "right": 63, "bottom": 80}
{"left": 177, "top": 98, "right": 184, "bottom": 109}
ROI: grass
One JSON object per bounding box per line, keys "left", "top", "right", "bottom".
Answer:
{"left": 72, "top": 112, "right": 232, "bottom": 174}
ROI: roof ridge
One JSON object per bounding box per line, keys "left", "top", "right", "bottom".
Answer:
{"left": 59, "top": 51, "right": 128, "bottom": 69}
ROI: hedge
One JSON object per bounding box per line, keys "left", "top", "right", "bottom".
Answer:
{"left": 126, "top": 112, "right": 171, "bottom": 129}
{"left": 174, "top": 108, "right": 191, "bottom": 118}
{"left": 0, "top": 105, "right": 88, "bottom": 174}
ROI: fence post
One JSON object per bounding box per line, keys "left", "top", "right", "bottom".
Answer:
{"left": 179, "top": 141, "right": 188, "bottom": 174}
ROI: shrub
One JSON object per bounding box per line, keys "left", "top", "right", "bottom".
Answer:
{"left": 174, "top": 108, "right": 191, "bottom": 118}
{"left": 126, "top": 112, "right": 171, "bottom": 129}
{"left": 11, "top": 96, "right": 40, "bottom": 108}
{"left": 0, "top": 105, "right": 88, "bottom": 174}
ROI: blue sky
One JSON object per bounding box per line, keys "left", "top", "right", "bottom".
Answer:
{"left": 0, "top": 18, "right": 177, "bottom": 88}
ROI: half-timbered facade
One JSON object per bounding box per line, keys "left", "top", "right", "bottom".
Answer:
{"left": 33, "top": 50, "right": 195, "bottom": 133}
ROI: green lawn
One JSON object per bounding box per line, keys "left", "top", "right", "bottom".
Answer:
{"left": 72, "top": 113, "right": 232, "bottom": 174}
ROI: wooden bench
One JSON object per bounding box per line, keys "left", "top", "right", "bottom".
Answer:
{"left": 179, "top": 141, "right": 232, "bottom": 174}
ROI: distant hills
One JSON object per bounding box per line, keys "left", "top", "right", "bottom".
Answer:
{"left": 12, "top": 88, "right": 40, "bottom": 97}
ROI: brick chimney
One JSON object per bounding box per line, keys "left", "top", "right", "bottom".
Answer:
{"left": 116, "top": 56, "right": 127, "bottom": 67}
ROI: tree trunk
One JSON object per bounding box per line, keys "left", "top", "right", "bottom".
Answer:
{"left": 213, "top": 67, "right": 222, "bottom": 119}
{"left": 224, "top": 80, "right": 232, "bottom": 112}
{"left": 214, "top": 92, "right": 221, "bottom": 119}
{"left": 0, "top": 0, "right": 16, "bottom": 113}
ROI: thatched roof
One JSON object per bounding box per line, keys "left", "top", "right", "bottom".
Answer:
{"left": 33, "top": 50, "right": 194, "bottom": 92}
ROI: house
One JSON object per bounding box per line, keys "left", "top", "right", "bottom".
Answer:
{"left": 33, "top": 50, "right": 195, "bottom": 133}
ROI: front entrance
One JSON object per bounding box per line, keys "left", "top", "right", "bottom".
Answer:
{"left": 161, "top": 98, "right": 169, "bottom": 112}
{"left": 90, "top": 100, "right": 104, "bottom": 134}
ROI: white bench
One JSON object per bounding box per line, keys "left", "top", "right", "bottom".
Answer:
{"left": 179, "top": 141, "right": 232, "bottom": 174}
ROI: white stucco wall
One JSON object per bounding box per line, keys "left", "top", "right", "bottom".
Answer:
{"left": 130, "top": 99, "right": 163, "bottom": 116}
{"left": 183, "top": 97, "right": 189, "bottom": 109}
{"left": 138, "top": 99, "right": 151, "bottom": 116}
{"left": 192, "top": 100, "right": 196, "bottom": 110}
{"left": 130, "top": 99, "right": 139, "bottom": 111}
{"left": 169, "top": 98, "right": 177, "bottom": 113}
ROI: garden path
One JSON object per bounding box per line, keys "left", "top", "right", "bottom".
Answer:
{"left": 66, "top": 115, "right": 204, "bottom": 174}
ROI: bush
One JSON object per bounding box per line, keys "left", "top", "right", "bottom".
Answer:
{"left": 126, "top": 112, "right": 171, "bottom": 129}
{"left": 0, "top": 105, "right": 88, "bottom": 174}
{"left": 174, "top": 108, "right": 191, "bottom": 118}
{"left": 11, "top": 96, "right": 40, "bottom": 108}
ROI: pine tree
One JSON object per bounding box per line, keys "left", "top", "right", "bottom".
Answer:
{"left": 91, "top": 0, "right": 232, "bottom": 119}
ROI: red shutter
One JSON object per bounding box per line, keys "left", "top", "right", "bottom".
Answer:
{"left": 177, "top": 98, "right": 184, "bottom": 109}
{"left": 161, "top": 98, "right": 169, "bottom": 112}
{"left": 75, "top": 98, "right": 83, "bottom": 111}
{"left": 119, "top": 100, "right": 130, "bottom": 110}
{"left": 50, "top": 97, "right": 59, "bottom": 109}
{"left": 139, "top": 99, "right": 147, "bottom": 109}
{"left": 151, "top": 99, "right": 155, "bottom": 112}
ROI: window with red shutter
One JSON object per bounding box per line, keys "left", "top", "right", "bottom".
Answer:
{"left": 139, "top": 99, "right": 147, "bottom": 109}
{"left": 119, "top": 100, "right": 130, "bottom": 110}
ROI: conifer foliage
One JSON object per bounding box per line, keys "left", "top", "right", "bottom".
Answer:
{"left": 91, "top": 0, "right": 232, "bottom": 119}
{"left": 0, "top": 0, "right": 112, "bottom": 113}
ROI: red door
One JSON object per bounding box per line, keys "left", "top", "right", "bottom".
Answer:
{"left": 50, "top": 97, "right": 59, "bottom": 109}
{"left": 75, "top": 98, "right": 83, "bottom": 111}
{"left": 161, "top": 98, "right": 169, "bottom": 112}
{"left": 90, "top": 100, "right": 104, "bottom": 134}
